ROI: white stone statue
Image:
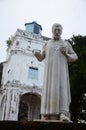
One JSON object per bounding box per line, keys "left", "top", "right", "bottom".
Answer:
{"left": 33, "top": 23, "right": 78, "bottom": 121}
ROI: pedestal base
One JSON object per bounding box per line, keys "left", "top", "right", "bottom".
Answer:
{"left": 34, "top": 119, "right": 72, "bottom": 123}
{"left": 0, "top": 121, "right": 86, "bottom": 130}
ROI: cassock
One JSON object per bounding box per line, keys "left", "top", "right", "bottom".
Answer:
{"left": 41, "top": 39, "right": 78, "bottom": 116}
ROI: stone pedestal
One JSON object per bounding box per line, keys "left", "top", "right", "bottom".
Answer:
{"left": 0, "top": 121, "right": 86, "bottom": 130}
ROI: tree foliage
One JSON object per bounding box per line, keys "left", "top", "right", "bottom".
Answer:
{"left": 68, "top": 35, "right": 86, "bottom": 123}
{"left": 6, "top": 36, "right": 12, "bottom": 47}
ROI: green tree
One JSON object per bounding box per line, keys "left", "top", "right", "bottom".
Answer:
{"left": 6, "top": 36, "right": 13, "bottom": 47}
{"left": 68, "top": 35, "right": 86, "bottom": 123}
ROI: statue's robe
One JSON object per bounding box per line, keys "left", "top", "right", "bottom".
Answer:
{"left": 41, "top": 39, "right": 78, "bottom": 115}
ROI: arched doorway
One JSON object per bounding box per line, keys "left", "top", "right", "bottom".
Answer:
{"left": 18, "top": 93, "right": 41, "bottom": 121}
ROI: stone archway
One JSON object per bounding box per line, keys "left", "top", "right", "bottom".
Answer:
{"left": 18, "top": 93, "right": 41, "bottom": 121}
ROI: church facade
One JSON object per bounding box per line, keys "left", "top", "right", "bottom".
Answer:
{"left": 0, "top": 21, "right": 50, "bottom": 120}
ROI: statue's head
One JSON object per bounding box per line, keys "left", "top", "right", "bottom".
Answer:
{"left": 52, "top": 23, "right": 63, "bottom": 40}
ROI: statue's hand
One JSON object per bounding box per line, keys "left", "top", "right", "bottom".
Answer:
{"left": 32, "top": 49, "right": 41, "bottom": 56}
{"left": 60, "top": 46, "right": 68, "bottom": 55}
{"left": 32, "top": 49, "right": 43, "bottom": 61}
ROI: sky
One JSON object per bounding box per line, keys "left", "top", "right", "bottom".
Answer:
{"left": 0, "top": 0, "right": 86, "bottom": 62}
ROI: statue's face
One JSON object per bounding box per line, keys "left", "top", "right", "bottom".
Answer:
{"left": 52, "top": 26, "right": 62, "bottom": 40}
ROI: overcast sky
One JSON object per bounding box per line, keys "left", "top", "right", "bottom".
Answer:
{"left": 0, "top": 0, "right": 86, "bottom": 62}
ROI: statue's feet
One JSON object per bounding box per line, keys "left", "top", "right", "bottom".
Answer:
{"left": 41, "top": 115, "right": 49, "bottom": 120}
{"left": 41, "top": 114, "right": 59, "bottom": 120}
{"left": 60, "top": 113, "right": 70, "bottom": 122}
